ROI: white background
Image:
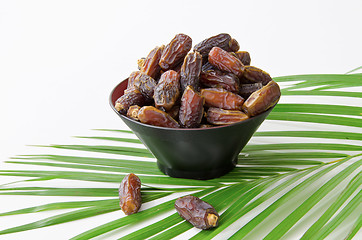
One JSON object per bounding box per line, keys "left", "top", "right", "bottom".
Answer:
{"left": 0, "top": 0, "right": 362, "bottom": 239}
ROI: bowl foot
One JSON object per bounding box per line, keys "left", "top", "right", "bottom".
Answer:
{"left": 157, "top": 157, "right": 237, "bottom": 180}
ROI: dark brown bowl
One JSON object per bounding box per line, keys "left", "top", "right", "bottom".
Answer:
{"left": 110, "top": 79, "right": 276, "bottom": 180}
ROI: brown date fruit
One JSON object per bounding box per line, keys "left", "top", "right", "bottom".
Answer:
{"left": 208, "top": 47, "right": 245, "bottom": 77}
{"left": 141, "top": 45, "right": 164, "bottom": 79}
{"left": 206, "top": 107, "right": 249, "bottom": 125}
{"left": 115, "top": 88, "right": 145, "bottom": 114}
{"left": 153, "top": 70, "right": 181, "bottom": 111}
{"left": 242, "top": 66, "right": 272, "bottom": 85}
{"left": 133, "top": 72, "right": 157, "bottom": 102}
{"left": 193, "top": 33, "right": 232, "bottom": 59}
{"left": 234, "top": 51, "right": 251, "bottom": 65}
{"left": 242, "top": 80, "right": 281, "bottom": 116}
{"left": 119, "top": 173, "right": 142, "bottom": 215}
{"left": 127, "top": 71, "right": 142, "bottom": 88}
{"left": 225, "top": 38, "right": 240, "bottom": 52}
{"left": 201, "top": 88, "right": 244, "bottom": 110}
{"left": 138, "top": 106, "right": 180, "bottom": 128}
{"left": 239, "top": 82, "right": 263, "bottom": 99}
{"left": 127, "top": 105, "right": 141, "bottom": 120}
{"left": 180, "top": 51, "right": 203, "bottom": 92}
{"left": 179, "top": 86, "right": 205, "bottom": 128}
{"left": 175, "top": 195, "right": 219, "bottom": 230}
{"left": 200, "top": 69, "right": 240, "bottom": 93}
{"left": 159, "top": 33, "right": 192, "bottom": 71}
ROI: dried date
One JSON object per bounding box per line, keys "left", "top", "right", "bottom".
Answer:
{"left": 242, "top": 66, "right": 272, "bottom": 85}
{"left": 141, "top": 45, "right": 164, "bottom": 79}
{"left": 133, "top": 72, "right": 157, "bottom": 102}
{"left": 193, "top": 33, "right": 232, "bottom": 59}
{"left": 127, "top": 105, "right": 141, "bottom": 120}
{"left": 115, "top": 88, "right": 145, "bottom": 114}
{"left": 201, "top": 88, "right": 244, "bottom": 110}
{"left": 208, "top": 47, "right": 245, "bottom": 77}
{"left": 234, "top": 51, "right": 251, "bottom": 65}
{"left": 127, "top": 71, "right": 142, "bottom": 88}
{"left": 159, "top": 33, "right": 192, "bottom": 71}
{"left": 180, "top": 51, "right": 203, "bottom": 92}
{"left": 239, "top": 82, "right": 263, "bottom": 99}
{"left": 206, "top": 107, "right": 249, "bottom": 125}
{"left": 119, "top": 173, "right": 142, "bottom": 215}
{"left": 138, "top": 106, "right": 180, "bottom": 128}
{"left": 200, "top": 69, "right": 240, "bottom": 93}
{"left": 179, "top": 86, "right": 205, "bottom": 128}
{"left": 225, "top": 38, "right": 240, "bottom": 52}
{"left": 175, "top": 195, "right": 219, "bottom": 230}
{"left": 153, "top": 70, "right": 181, "bottom": 111}
{"left": 242, "top": 80, "right": 281, "bottom": 116}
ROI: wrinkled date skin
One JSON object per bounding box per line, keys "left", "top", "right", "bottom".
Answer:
{"left": 138, "top": 106, "right": 180, "bottom": 128}
{"left": 119, "top": 173, "right": 142, "bottom": 215}
{"left": 200, "top": 69, "right": 240, "bottom": 93}
{"left": 239, "top": 82, "right": 263, "bottom": 99}
{"left": 193, "top": 33, "right": 232, "bottom": 59}
{"left": 208, "top": 47, "right": 245, "bottom": 77}
{"left": 159, "top": 33, "right": 192, "bottom": 71}
{"left": 127, "top": 105, "right": 141, "bottom": 120}
{"left": 206, "top": 107, "right": 249, "bottom": 125}
{"left": 133, "top": 72, "right": 157, "bottom": 102}
{"left": 180, "top": 51, "right": 203, "bottom": 92}
{"left": 242, "top": 66, "right": 272, "bottom": 85}
{"left": 141, "top": 45, "right": 164, "bottom": 79}
{"left": 175, "top": 195, "right": 219, "bottom": 230}
{"left": 201, "top": 88, "right": 244, "bottom": 110}
{"left": 225, "top": 38, "right": 240, "bottom": 52}
{"left": 153, "top": 70, "right": 181, "bottom": 111}
{"left": 179, "top": 86, "right": 205, "bottom": 128}
{"left": 242, "top": 80, "right": 281, "bottom": 116}
{"left": 115, "top": 88, "right": 145, "bottom": 114}
{"left": 234, "top": 51, "right": 251, "bottom": 66}
{"left": 127, "top": 71, "right": 142, "bottom": 88}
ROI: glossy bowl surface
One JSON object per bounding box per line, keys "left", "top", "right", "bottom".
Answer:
{"left": 110, "top": 79, "right": 276, "bottom": 179}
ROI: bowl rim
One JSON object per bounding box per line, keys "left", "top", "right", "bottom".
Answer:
{"left": 109, "top": 78, "right": 277, "bottom": 132}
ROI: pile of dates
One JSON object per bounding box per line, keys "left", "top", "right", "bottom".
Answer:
{"left": 115, "top": 33, "right": 281, "bottom": 128}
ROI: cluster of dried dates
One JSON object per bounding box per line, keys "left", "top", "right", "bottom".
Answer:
{"left": 115, "top": 33, "right": 281, "bottom": 128}
{"left": 119, "top": 173, "right": 219, "bottom": 229}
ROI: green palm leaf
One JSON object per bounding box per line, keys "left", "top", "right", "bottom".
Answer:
{"left": 0, "top": 73, "right": 361, "bottom": 239}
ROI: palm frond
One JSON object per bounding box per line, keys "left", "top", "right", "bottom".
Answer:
{"left": 0, "top": 73, "right": 361, "bottom": 239}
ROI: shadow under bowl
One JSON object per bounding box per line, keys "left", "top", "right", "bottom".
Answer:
{"left": 110, "top": 79, "right": 276, "bottom": 180}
